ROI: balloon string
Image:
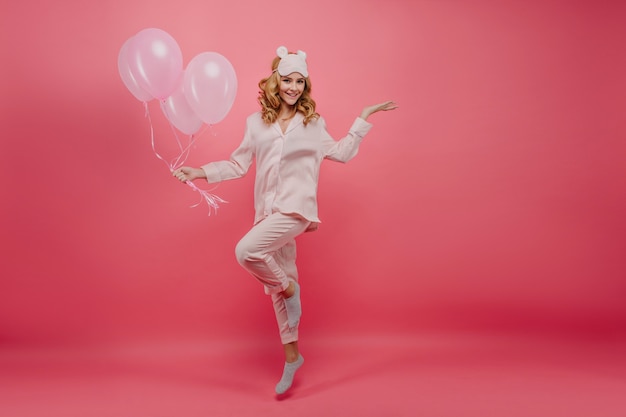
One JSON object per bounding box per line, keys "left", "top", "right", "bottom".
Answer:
{"left": 146, "top": 101, "right": 172, "bottom": 170}
{"left": 170, "top": 133, "right": 196, "bottom": 170}
{"left": 145, "top": 101, "right": 226, "bottom": 215}
{"left": 171, "top": 124, "right": 214, "bottom": 169}
{"left": 159, "top": 101, "right": 213, "bottom": 170}
{"left": 160, "top": 100, "right": 187, "bottom": 168}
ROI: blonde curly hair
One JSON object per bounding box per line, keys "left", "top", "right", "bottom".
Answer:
{"left": 257, "top": 55, "right": 319, "bottom": 126}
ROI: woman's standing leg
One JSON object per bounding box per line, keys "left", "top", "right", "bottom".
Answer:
{"left": 235, "top": 213, "right": 309, "bottom": 393}
{"left": 272, "top": 239, "right": 305, "bottom": 394}
{"left": 271, "top": 239, "right": 301, "bottom": 347}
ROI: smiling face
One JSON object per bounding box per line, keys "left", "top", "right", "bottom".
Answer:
{"left": 279, "top": 72, "right": 306, "bottom": 106}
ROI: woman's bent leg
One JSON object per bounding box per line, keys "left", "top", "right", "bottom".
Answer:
{"left": 234, "top": 213, "right": 309, "bottom": 295}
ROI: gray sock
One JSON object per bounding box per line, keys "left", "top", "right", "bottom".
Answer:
{"left": 284, "top": 281, "right": 301, "bottom": 328}
{"left": 275, "top": 355, "right": 304, "bottom": 394}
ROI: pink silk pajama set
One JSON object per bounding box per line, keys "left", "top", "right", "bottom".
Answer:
{"left": 201, "top": 111, "right": 373, "bottom": 343}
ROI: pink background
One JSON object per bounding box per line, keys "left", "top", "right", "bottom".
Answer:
{"left": 1, "top": 0, "right": 625, "bottom": 349}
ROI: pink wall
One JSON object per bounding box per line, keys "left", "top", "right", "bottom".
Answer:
{"left": 1, "top": 0, "right": 624, "bottom": 346}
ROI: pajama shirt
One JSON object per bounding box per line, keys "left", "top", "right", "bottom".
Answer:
{"left": 202, "top": 111, "right": 373, "bottom": 343}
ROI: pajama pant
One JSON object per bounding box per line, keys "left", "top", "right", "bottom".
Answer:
{"left": 235, "top": 212, "right": 311, "bottom": 344}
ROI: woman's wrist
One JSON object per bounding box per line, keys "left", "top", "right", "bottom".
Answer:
{"left": 196, "top": 167, "right": 207, "bottom": 179}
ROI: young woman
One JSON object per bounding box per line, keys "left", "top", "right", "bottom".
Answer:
{"left": 173, "top": 46, "right": 397, "bottom": 395}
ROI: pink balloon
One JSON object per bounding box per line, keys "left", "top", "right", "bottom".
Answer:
{"left": 184, "top": 52, "right": 237, "bottom": 125}
{"left": 118, "top": 37, "right": 153, "bottom": 102}
{"left": 162, "top": 78, "right": 203, "bottom": 135}
{"left": 127, "top": 28, "right": 183, "bottom": 100}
